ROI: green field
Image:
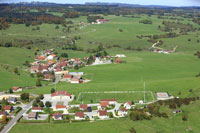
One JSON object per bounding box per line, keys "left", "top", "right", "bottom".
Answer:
{"left": 1, "top": 12, "right": 200, "bottom": 133}
{"left": 77, "top": 91, "right": 154, "bottom": 104}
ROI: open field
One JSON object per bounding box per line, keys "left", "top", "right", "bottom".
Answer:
{"left": 77, "top": 91, "right": 154, "bottom": 104}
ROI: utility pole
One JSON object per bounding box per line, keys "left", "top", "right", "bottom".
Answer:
{"left": 144, "top": 82, "right": 146, "bottom": 103}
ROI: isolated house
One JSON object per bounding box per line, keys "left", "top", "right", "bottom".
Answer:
{"left": 7, "top": 97, "right": 17, "bottom": 104}
{"left": 98, "top": 110, "right": 108, "bottom": 119}
{"left": 75, "top": 112, "right": 85, "bottom": 120}
{"left": 156, "top": 92, "right": 173, "bottom": 100}
{"left": 80, "top": 104, "right": 88, "bottom": 111}
{"left": 70, "top": 77, "right": 81, "bottom": 84}
{"left": 12, "top": 86, "right": 22, "bottom": 92}
{"left": 32, "top": 107, "right": 43, "bottom": 113}
{"left": 124, "top": 101, "right": 132, "bottom": 109}
{"left": 52, "top": 113, "right": 63, "bottom": 120}
{"left": 51, "top": 90, "right": 72, "bottom": 100}
{"left": 4, "top": 105, "right": 13, "bottom": 113}
{"left": 28, "top": 112, "right": 38, "bottom": 120}
{"left": 118, "top": 108, "right": 128, "bottom": 117}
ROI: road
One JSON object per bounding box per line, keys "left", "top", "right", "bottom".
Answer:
{"left": 1, "top": 100, "right": 34, "bottom": 133}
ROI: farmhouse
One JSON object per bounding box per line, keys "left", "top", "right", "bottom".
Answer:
{"left": 32, "top": 107, "right": 43, "bottom": 113}
{"left": 100, "top": 99, "right": 117, "bottom": 105}
{"left": 98, "top": 110, "right": 108, "bottom": 119}
{"left": 156, "top": 92, "right": 173, "bottom": 100}
{"left": 51, "top": 90, "right": 72, "bottom": 100}
{"left": 52, "top": 113, "right": 63, "bottom": 120}
{"left": 12, "top": 86, "right": 22, "bottom": 92}
{"left": 80, "top": 104, "right": 88, "bottom": 111}
{"left": 75, "top": 112, "right": 85, "bottom": 120}
{"left": 70, "top": 77, "right": 82, "bottom": 84}
{"left": 7, "top": 97, "right": 17, "bottom": 104}
{"left": 28, "top": 112, "right": 38, "bottom": 120}
{"left": 4, "top": 105, "right": 13, "bottom": 113}
{"left": 118, "top": 108, "right": 128, "bottom": 117}
{"left": 124, "top": 101, "right": 132, "bottom": 109}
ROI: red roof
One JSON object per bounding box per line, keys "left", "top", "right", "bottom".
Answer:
{"left": 98, "top": 110, "right": 107, "bottom": 116}
{"left": 45, "top": 74, "right": 55, "bottom": 79}
{"left": 32, "top": 107, "right": 43, "bottom": 110}
{"left": 51, "top": 90, "right": 71, "bottom": 97}
{"left": 100, "top": 99, "right": 117, "bottom": 102}
{"left": 63, "top": 74, "right": 72, "bottom": 79}
{"left": 4, "top": 105, "right": 12, "bottom": 110}
{"left": 12, "top": 86, "right": 20, "bottom": 91}
{"left": 100, "top": 101, "right": 109, "bottom": 107}
{"left": 35, "top": 56, "right": 46, "bottom": 61}
{"left": 120, "top": 108, "right": 128, "bottom": 112}
{"left": 52, "top": 113, "right": 62, "bottom": 118}
{"left": 75, "top": 112, "right": 84, "bottom": 118}
{"left": 126, "top": 101, "right": 132, "bottom": 105}
{"left": 80, "top": 104, "right": 88, "bottom": 110}
{"left": 56, "top": 105, "right": 66, "bottom": 109}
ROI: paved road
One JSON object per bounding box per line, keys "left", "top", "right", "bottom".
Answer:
{"left": 1, "top": 100, "right": 34, "bottom": 133}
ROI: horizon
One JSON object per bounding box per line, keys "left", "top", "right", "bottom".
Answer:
{"left": 0, "top": 0, "right": 200, "bottom": 7}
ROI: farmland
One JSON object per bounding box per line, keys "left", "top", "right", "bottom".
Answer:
{"left": 0, "top": 5, "right": 200, "bottom": 133}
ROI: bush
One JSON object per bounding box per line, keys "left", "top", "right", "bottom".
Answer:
{"left": 182, "top": 115, "right": 188, "bottom": 121}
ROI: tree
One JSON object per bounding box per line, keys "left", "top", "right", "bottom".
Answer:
{"left": 45, "top": 101, "right": 52, "bottom": 108}
{"left": 36, "top": 26, "right": 40, "bottom": 30}
{"left": 74, "top": 64, "right": 79, "bottom": 70}
{"left": 36, "top": 79, "right": 42, "bottom": 87}
{"left": 20, "top": 93, "right": 30, "bottom": 101}
{"left": 35, "top": 97, "right": 40, "bottom": 103}
{"left": 14, "top": 67, "right": 19, "bottom": 75}
{"left": 55, "top": 25, "right": 59, "bottom": 29}
{"left": 32, "top": 100, "right": 38, "bottom": 107}
{"left": 51, "top": 88, "right": 55, "bottom": 93}
{"left": 119, "top": 29, "right": 123, "bottom": 32}
{"left": 39, "top": 101, "right": 44, "bottom": 107}
{"left": 182, "top": 115, "right": 188, "bottom": 121}
{"left": 9, "top": 88, "right": 13, "bottom": 94}
{"left": 129, "top": 127, "right": 136, "bottom": 133}
{"left": 39, "top": 94, "right": 44, "bottom": 100}
{"left": 60, "top": 53, "right": 68, "bottom": 58}
{"left": 1, "top": 115, "right": 7, "bottom": 124}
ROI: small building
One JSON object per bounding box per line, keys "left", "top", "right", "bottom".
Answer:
{"left": 0, "top": 111, "right": 7, "bottom": 119}
{"left": 115, "top": 54, "right": 126, "bottom": 58}
{"left": 52, "top": 113, "right": 63, "bottom": 120}
{"left": 98, "top": 110, "right": 108, "bottom": 119}
{"left": 63, "top": 74, "right": 72, "bottom": 81}
{"left": 55, "top": 105, "right": 66, "bottom": 111}
{"left": 28, "top": 112, "right": 38, "bottom": 120}
{"left": 32, "top": 107, "right": 43, "bottom": 113}
{"left": 124, "top": 101, "right": 132, "bottom": 109}
{"left": 35, "top": 56, "right": 46, "bottom": 61}
{"left": 75, "top": 112, "right": 85, "bottom": 120}
{"left": 156, "top": 92, "right": 173, "bottom": 100}
{"left": 80, "top": 104, "right": 88, "bottom": 111}
{"left": 118, "top": 108, "right": 128, "bottom": 117}
{"left": 100, "top": 101, "right": 109, "bottom": 109}
{"left": 70, "top": 77, "right": 81, "bottom": 84}
{"left": 4, "top": 105, "right": 13, "bottom": 113}
{"left": 100, "top": 99, "right": 117, "bottom": 105}
{"left": 7, "top": 97, "right": 17, "bottom": 104}
{"left": 12, "top": 86, "right": 22, "bottom": 92}
{"left": 51, "top": 90, "right": 72, "bottom": 100}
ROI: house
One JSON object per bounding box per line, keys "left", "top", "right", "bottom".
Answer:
{"left": 51, "top": 90, "right": 72, "bottom": 100}
{"left": 30, "top": 65, "right": 43, "bottom": 73}
{"left": 100, "top": 99, "right": 117, "bottom": 105}
{"left": 32, "top": 107, "right": 43, "bottom": 113}
{"left": 35, "top": 56, "right": 46, "bottom": 61}
{"left": 115, "top": 54, "right": 126, "bottom": 58}
{"left": 4, "top": 105, "right": 13, "bottom": 113}
{"left": 55, "top": 105, "right": 66, "bottom": 111}
{"left": 52, "top": 113, "right": 63, "bottom": 120}
{"left": 75, "top": 112, "right": 85, "bottom": 120}
{"left": 70, "top": 77, "right": 81, "bottom": 84}
{"left": 62, "top": 74, "right": 72, "bottom": 81}
{"left": 44, "top": 74, "right": 55, "bottom": 81}
{"left": 80, "top": 104, "right": 88, "bottom": 111}
{"left": 7, "top": 97, "right": 17, "bottom": 104}
{"left": 28, "top": 112, "right": 38, "bottom": 120}
{"left": 0, "top": 111, "right": 7, "bottom": 119}
{"left": 68, "top": 72, "right": 84, "bottom": 76}
{"left": 124, "top": 101, "right": 132, "bottom": 109}
{"left": 156, "top": 92, "right": 173, "bottom": 100}
{"left": 12, "top": 86, "right": 22, "bottom": 92}
{"left": 47, "top": 54, "right": 57, "bottom": 60}
{"left": 115, "top": 58, "right": 122, "bottom": 63}
{"left": 96, "top": 19, "right": 110, "bottom": 24}
{"left": 48, "top": 60, "right": 56, "bottom": 66}
{"left": 98, "top": 110, "right": 108, "bottom": 119}
{"left": 100, "top": 101, "right": 109, "bottom": 109}
{"left": 118, "top": 108, "right": 128, "bottom": 117}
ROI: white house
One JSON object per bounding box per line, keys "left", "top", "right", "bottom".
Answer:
{"left": 124, "top": 101, "right": 132, "bottom": 109}
{"left": 51, "top": 90, "right": 72, "bottom": 100}
{"left": 118, "top": 108, "right": 128, "bottom": 117}
{"left": 12, "top": 86, "right": 22, "bottom": 92}
{"left": 98, "top": 110, "right": 108, "bottom": 119}
{"left": 47, "top": 54, "right": 56, "bottom": 60}
{"left": 115, "top": 54, "right": 126, "bottom": 58}
{"left": 156, "top": 92, "right": 173, "bottom": 100}
{"left": 75, "top": 112, "right": 85, "bottom": 120}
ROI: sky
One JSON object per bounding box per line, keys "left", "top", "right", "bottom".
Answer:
{"left": 0, "top": 0, "right": 200, "bottom": 7}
